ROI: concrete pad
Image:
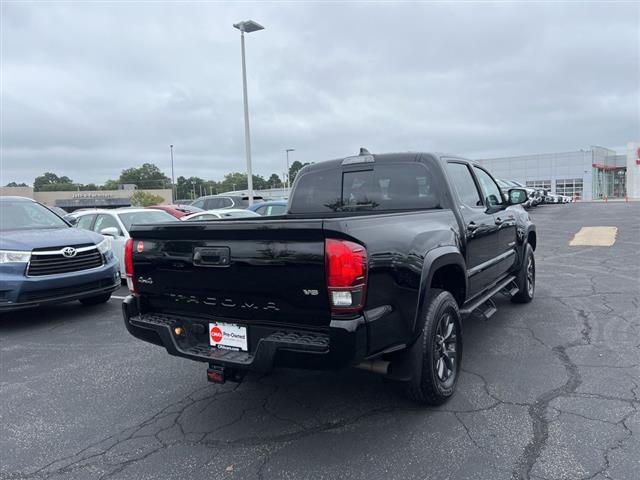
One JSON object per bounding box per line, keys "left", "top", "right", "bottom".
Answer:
{"left": 569, "top": 226, "right": 618, "bottom": 246}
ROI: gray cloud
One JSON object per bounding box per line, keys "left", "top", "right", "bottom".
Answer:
{"left": 1, "top": 1, "right": 638, "bottom": 185}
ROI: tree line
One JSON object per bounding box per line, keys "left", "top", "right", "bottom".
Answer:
{"left": 6, "top": 161, "right": 310, "bottom": 198}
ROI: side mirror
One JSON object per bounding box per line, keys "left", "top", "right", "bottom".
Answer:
{"left": 508, "top": 188, "right": 528, "bottom": 205}
{"left": 100, "top": 227, "right": 119, "bottom": 237}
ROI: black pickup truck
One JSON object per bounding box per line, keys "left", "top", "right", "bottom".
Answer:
{"left": 122, "top": 151, "right": 536, "bottom": 405}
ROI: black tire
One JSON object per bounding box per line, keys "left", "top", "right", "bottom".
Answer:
{"left": 511, "top": 243, "right": 535, "bottom": 303}
{"left": 79, "top": 293, "right": 112, "bottom": 306}
{"left": 406, "top": 289, "right": 462, "bottom": 405}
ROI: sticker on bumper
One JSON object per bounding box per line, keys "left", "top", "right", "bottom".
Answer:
{"left": 209, "top": 322, "right": 248, "bottom": 351}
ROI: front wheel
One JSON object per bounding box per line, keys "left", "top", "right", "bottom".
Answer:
{"left": 79, "top": 293, "right": 112, "bottom": 306}
{"left": 512, "top": 243, "right": 535, "bottom": 303}
{"left": 406, "top": 289, "right": 462, "bottom": 405}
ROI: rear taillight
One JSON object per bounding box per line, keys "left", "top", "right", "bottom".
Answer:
{"left": 325, "top": 238, "right": 368, "bottom": 314}
{"left": 124, "top": 238, "right": 136, "bottom": 293}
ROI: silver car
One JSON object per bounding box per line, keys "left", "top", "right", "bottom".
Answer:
{"left": 71, "top": 208, "right": 178, "bottom": 278}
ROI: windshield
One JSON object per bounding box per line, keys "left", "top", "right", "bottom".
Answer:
{"left": 496, "top": 179, "right": 511, "bottom": 189}
{"left": 0, "top": 201, "right": 69, "bottom": 231}
{"left": 117, "top": 210, "right": 178, "bottom": 231}
{"left": 175, "top": 205, "right": 204, "bottom": 214}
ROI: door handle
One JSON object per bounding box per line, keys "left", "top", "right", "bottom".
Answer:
{"left": 495, "top": 217, "right": 503, "bottom": 226}
{"left": 467, "top": 222, "right": 479, "bottom": 232}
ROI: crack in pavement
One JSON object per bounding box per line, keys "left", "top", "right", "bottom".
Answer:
{"left": 510, "top": 304, "right": 592, "bottom": 480}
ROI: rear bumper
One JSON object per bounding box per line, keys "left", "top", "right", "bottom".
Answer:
{"left": 122, "top": 296, "right": 368, "bottom": 372}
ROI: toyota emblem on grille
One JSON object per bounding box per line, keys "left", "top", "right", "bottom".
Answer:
{"left": 61, "top": 247, "right": 77, "bottom": 258}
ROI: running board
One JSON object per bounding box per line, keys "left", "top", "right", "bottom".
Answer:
{"left": 500, "top": 280, "right": 520, "bottom": 298}
{"left": 460, "top": 275, "right": 516, "bottom": 318}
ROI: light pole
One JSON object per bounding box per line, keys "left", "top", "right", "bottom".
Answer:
{"left": 233, "top": 19, "right": 264, "bottom": 206}
{"left": 285, "top": 148, "right": 295, "bottom": 193}
{"left": 169, "top": 144, "right": 175, "bottom": 202}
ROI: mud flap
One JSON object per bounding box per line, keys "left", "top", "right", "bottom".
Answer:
{"left": 385, "top": 332, "right": 425, "bottom": 384}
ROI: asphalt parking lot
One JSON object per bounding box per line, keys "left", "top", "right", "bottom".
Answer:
{"left": 1, "top": 202, "right": 638, "bottom": 480}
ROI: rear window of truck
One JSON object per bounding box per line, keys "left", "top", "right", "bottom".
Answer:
{"left": 290, "top": 163, "right": 442, "bottom": 214}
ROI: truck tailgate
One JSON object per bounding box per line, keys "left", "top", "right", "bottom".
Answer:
{"left": 129, "top": 219, "right": 331, "bottom": 328}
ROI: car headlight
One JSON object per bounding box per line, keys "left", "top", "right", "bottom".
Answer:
{"left": 0, "top": 250, "right": 31, "bottom": 263}
{"left": 97, "top": 237, "right": 112, "bottom": 254}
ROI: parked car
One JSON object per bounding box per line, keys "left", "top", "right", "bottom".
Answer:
{"left": 247, "top": 200, "right": 288, "bottom": 216}
{"left": 543, "top": 192, "right": 562, "bottom": 204}
{"left": 181, "top": 209, "right": 260, "bottom": 221}
{"left": 190, "top": 195, "right": 264, "bottom": 210}
{"left": 501, "top": 180, "right": 540, "bottom": 207}
{"left": 147, "top": 204, "right": 204, "bottom": 219}
{"left": 71, "top": 208, "right": 178, "bottom": 278}
{"left": 0, "top": 197, "right": 120, "bottom": 311}
{"left": 46, "top": 205, "right": 68, "bottom": 217}
{"left": 122, "top": 150, "right": 536, "bottom": 405}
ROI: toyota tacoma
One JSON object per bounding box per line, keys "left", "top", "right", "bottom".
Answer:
{"left": 122, "top": 151, "right": 536, "bottom": 404}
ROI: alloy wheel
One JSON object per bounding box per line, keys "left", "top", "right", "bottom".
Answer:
{"left": 433, "top": 312, "right": 458, "bottom": 388}
{"left": 526, "top": 256, "right": 535, "bottom": 297}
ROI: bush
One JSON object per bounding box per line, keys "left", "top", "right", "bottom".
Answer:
{"left": 129, "top": 191, "right": 165, "bottom": 207}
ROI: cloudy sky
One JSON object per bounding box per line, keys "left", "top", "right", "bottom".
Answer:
{"left": 1, "top": 1, "right": 638, "bottom": 186}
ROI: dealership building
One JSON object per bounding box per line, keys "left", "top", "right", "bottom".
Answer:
{"left": 0, "top": 186, "right": 172, "bottom": 210}
{"left": 478, "top": 142, "right": 640, "bottom": 201}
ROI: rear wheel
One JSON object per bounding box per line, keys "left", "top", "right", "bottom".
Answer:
{"left": 79, "top": 293, "right": 112, "bottom": 306}
{"left": 512, "top": 243, "right": 535, "bottom": 303}
{"left": 406, "top": 289, "right": 462, "bottom": 405}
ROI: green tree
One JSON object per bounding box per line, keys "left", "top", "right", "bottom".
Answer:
{"left": 118, "top": 163, "right": 170, "bottom": 189}
{"left": 176, "top": 176, "right": 208, "bottom": 199}
{"left": 252, "top": 174, "right": 269, "bottom": 190}
{"left": 33, "top": 172, "right": 74, "bottom": 192}
{"left": 175, "top": 176, "right": 191, "bottom": 199}
{"left": 289, "top": 161, "right": 310, "bottom": 184}
{"left": 219, "top": 172, "right": 248, "bottom": 193}
{"left": 101, "top": 179, "right": 120, "bottom": 190}
{"left": 5, "top": 182, "right": 28, "bottom": 187}
{"left": 40, "top": 183, "right": 77, "bottom": 191}
{"left": 129, "top": 190, "right": 164, "bottom": 207}
{"left": 268, "top": 173, "right": 282, "bottom": 188}
{"left": 216, "top": 173, "right": 271, "bottom": 193}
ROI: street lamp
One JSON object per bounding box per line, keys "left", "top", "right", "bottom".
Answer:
{"left": 285, "top": 148, "right": 295, "bottom": 192}
{"left": 233, "top": 19, "right": 264, "bottom": 206}
{"left": 169, "top": 144, "right": 175, "bottom": 202}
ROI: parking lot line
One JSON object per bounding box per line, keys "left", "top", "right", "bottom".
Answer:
{"left": 110, "top": 295, "right": 127, "bottom": 300}
{"left": 569, "top": 226, "right": 617, "bottom": 246}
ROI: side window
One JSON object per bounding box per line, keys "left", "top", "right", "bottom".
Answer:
{"left": 255, "top": 206, "right": 266, "bottom": 216}
{"left": 76, "top": 214, "right": 95, "bottom": 230}
{"left": 446, "top": 162, "right": 483, "bottom": 207}
{"left": 205, "top": 198, "right": 231, "bottom": 209}
{"left": 191, "top": 199, "right": 205, "bottom": 209}
{"left": 93, "top": 214, "right": 122, "bottom": 236}
{"left": 473, "top": 167, "right": 504, "bottom": 207}
{"left": 270, "top": 205, "right": 286, "bottom": 215}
